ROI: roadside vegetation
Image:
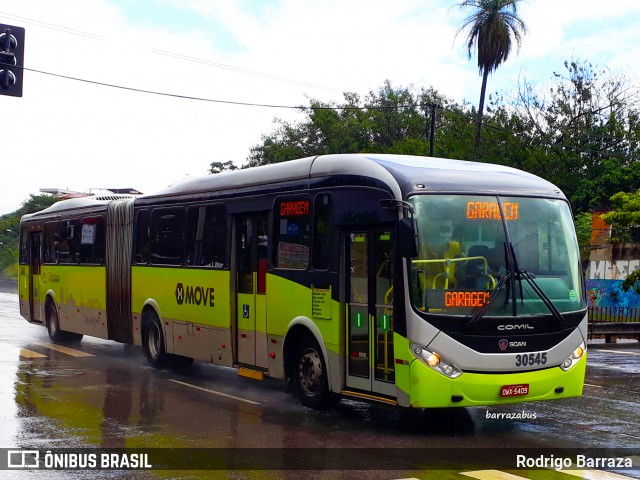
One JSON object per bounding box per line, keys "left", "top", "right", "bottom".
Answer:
{"left": 0, "top": 195, "right": 58, "bottom": 277}
{"left": 5, "top": 58, "right": 640, "bottom": 278}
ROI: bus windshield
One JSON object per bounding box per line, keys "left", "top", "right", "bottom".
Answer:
{"left": 408, "top": 195, "right": 585, "bottom": 317}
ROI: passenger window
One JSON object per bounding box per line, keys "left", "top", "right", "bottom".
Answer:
{"left": 150, "top": 208, "right": 185, "bottom": 265}
{"left": 274, "top": 198, "right": 311, "bottom": 269}
{"left": 313, "top": 194, "right": 333, "bottom": 271}
{"left": 79, "top": 217, "right": 105, "bottom": 265}
{"left": 134, "top": 210, "right": 151, "bottom": 264}
{"left": 185, "top": 205, "right": 227, "bottom": 268}
{"left": 43, "top": 222, "right": 60, "bottom": 264}
{"left": 58, "top": 219, "right": 81, "bottom": 264}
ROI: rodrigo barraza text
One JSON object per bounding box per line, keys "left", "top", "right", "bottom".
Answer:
{"left": 516, "top": 455, "right": 633, "bottom": 469}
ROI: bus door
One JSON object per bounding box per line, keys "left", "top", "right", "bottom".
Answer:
{"left": 28, "top": 231, "right": 44, "bottom": 322}
{"left": 346, "top": 228, "right": 396, "bottom": 397}
{"left": 235, "top": 213, "right": 269, "bottom": 368}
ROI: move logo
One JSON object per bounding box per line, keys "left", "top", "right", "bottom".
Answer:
{"left": 175, "top": 283, "right": 215, "bottom": 307}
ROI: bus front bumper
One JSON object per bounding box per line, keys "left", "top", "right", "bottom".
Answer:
{"left": 408, "top": 353, "right": 587, "bottom": 408}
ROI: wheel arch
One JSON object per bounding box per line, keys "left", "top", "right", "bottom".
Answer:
{"left": 283, "top": 316, "right": 336, "bottom": 392}
{"left": 139, "top": 299, "right": 163, "bottom": 332}
{"left": 43, "top": 290, "right": 57, "bottom": 326}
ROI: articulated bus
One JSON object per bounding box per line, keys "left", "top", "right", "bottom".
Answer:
{"left": 18, "top": 154, "right": 587, "bottom": 410}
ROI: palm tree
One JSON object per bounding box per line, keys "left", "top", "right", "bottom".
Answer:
{"left": 456, "top": 0, "right": 527, "bottom": 159}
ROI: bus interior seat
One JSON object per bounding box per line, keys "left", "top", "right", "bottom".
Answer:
{"left": 461, "top": 244, "right": 490, "bottom": 288}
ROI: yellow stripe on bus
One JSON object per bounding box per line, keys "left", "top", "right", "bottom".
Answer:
{"left": 461, "top": 471, "right": 530, "bottom": 480}
{"left": 33, "top": 342, "right": 94, "bottom": 357}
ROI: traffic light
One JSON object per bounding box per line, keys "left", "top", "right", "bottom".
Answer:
{"left": 0, "top": 23, "right": 25, "bottom": 97}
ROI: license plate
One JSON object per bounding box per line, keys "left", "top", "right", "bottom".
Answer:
{"left": 500, "top": 384, "right": 529, "bottom": 397}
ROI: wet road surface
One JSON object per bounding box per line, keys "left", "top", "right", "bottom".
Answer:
{"left": 0, "top": 288, "right": 638, "bottom": 479}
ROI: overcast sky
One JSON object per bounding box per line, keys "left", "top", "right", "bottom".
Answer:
{"left": 1, "top": 0, "right": 640, "bottom": 215}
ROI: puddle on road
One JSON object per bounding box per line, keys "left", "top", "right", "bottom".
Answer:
{"left": 27, "top": 368, "right": 88, "bottom": 378}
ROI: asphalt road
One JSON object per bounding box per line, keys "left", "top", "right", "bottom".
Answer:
{"left": 0, "top": 283, "right": 638, "bottom": 480}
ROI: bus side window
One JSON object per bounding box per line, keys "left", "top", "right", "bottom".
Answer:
{"left": 150, "top": 208, "right": 185, "bottom": 266}
{"left": 274, "top": 198, "right": 311, "bottom": 270}
{"left": 185, "top": 205, "right": 227, "bottom": 268}
{"left": 43, "top": 222, "right": 58, "bottom": 264}
{"left": 79, "top": 217, "right": 105, "bottom": 265}
{"left": 313, "top": 194, "right": 333, "bottom": 271}
{"left": 210, "top": 207, "right": 227, "bottom": 268}
{"left": 134, "top": 210, "right": 151, "bottom": 264}
{"left": 58, "top": 219, "right": 81, "bottom": 264}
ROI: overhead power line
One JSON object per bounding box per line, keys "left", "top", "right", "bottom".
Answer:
{"left": 0, "top": 11, "right": 341, "bottom": 93}
{"left": 0, "top": 11, "right": 107, "bottom": 40}
{"left": 11, "top": 63, "right": 438, "bottom": 112}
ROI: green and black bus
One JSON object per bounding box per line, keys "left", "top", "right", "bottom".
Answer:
{"left": 19, "top": 154, "right": 587, "bottom": 410}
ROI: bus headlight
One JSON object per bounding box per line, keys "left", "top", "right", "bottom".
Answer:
{"left": 560, "top": 343, "right": 586, "bottom": 371}
{"left": 410, "top": 343, "right": 462, "bottom": 378}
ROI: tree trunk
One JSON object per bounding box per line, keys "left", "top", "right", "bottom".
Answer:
{"left": 475, "top": 69, "right": 489, "bottom": 161}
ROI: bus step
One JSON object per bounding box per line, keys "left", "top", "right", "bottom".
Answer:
{"left": 238, "top": 367, "right": 264, "bottom": 381}
{"left": 340, "top": 389, "right": 397, "bottom": 406}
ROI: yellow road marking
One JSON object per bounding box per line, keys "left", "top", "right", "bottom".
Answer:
{"left": 461, "top": 470, "right": 530, "bottom": 480}
{"left": 0, "top": 342, "right": 47, "bottom": 359}
{"left": 169, "top": 379, "right": 261, "bottom": 405}
{"left": 32, "top": 341, "right": 94, "bottom": 357}
{"left": 20, "top": 348, "right": 47, "bottom": 358}
{"left": 561, "top": 470, "right": 639, "bottom": 480}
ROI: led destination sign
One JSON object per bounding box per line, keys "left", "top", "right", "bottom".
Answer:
{"left": 425, "top": 290, "right": 493, "bottom": 310}
{"left": 445, "top": 291, "right": 490, "bottom": 308}
{"left": 280, "top": 200, "right": 310, "bottom": 216}
{"left": 467, "top": 201, "right": 519, "bottom": 220}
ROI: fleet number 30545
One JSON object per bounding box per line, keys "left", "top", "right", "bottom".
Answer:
{"left": 515, "top": 352, "right": 547, "bottom": 367}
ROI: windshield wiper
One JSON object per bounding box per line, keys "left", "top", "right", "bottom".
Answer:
{"left": 517, "top": 269, "right": 565, "bottom": 326}
{"left": 467, "top": 241, "right": 512, "bottom": 327}
{"left": 466, "top": 271, "right": 510, "bottom": 327}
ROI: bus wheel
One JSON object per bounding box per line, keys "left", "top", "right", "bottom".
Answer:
{"left": 143, "top": 316, "right": 168, "bottom": 368}
{"left": 292, "top": 336, "right": 339, "bottom": 409}
{"left": 46, "top": 302, "right": 83, "bottom": 343}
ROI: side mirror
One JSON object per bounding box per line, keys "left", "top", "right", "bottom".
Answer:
{"left": 398, "top": 217, "right": 418, "bottom": 258}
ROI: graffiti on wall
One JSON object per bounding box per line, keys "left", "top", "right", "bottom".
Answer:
{"left": 589, "top": 260, "right": 640, "bottom": 280}
{"left": 585, "top": 279, "right": 640, "bottom": 308}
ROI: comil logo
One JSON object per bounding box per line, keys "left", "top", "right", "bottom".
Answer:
{"left": 497, "top": 323, "right": 534, "bottom": 331}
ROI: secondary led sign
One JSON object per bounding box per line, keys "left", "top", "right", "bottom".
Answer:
{"left": 466, "top": 201, "right": 519, "bottom": 220}
{"left": 280, "top": 200, "right": 310, "bottom": 216}
{"left": 444, "top": 291, "right": 490, "bottom": 308}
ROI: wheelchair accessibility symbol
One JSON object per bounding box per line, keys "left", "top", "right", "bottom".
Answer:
{"left": 243, "top": 304, "right": 250, "bottom": 318}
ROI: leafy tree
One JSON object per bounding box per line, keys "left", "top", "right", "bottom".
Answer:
{"left": 247, "top": 82, "right": 456, "bottom": 166}
{"left": 600, "top": 191, "right": 640, "bottom": 292}
{"left": 209, "top": 161, "right": 238, "bottom": 174}
{"left": 0, "top": 194, "right": 59, "bottom": 277}
{"left": 455, "top": 0, "right": 527, "bottom": 158}
{"left": 574, "top": 211, "right": 593, "bottom": 267}
{"left": 516, "top": 60, "right": 640, "bottom": 212}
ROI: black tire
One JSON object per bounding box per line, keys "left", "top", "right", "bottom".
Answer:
{"left": 143, "top": 315, "right": 169, "bottom": 368}
{"left": 46, "top": 302, "right": 83, "bottom": 343}
{"left": 292, "top": 335, "right": 340, "bottom": 409}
